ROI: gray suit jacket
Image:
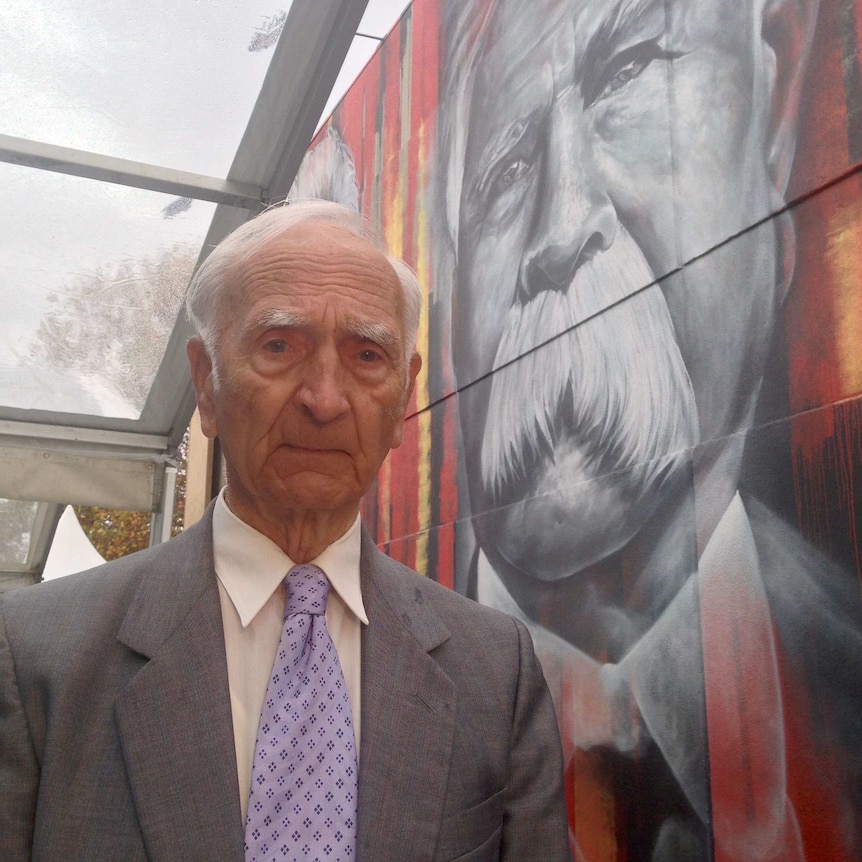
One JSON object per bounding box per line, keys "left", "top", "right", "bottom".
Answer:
{"left": 0, "top": 510, "right": 571, "bottom": 862}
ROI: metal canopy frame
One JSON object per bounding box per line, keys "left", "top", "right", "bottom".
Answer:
{"left": 0, "top": 0, "right": 371, "bottom": 589}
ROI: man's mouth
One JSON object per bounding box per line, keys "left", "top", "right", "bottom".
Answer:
{"left": 281, "top": 443, "right": 345, "bottom": 455}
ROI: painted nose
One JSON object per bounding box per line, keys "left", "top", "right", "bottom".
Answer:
{"left": 518, "top": 87, "right": 618, "bottom": 301}
{"left": 519, "top": 195, "right": 617, "bottom": 300}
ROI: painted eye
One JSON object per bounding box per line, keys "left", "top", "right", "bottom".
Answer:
{"left": 469, "top": 115, "right": 540, "bottom": 211}
{"left": 497, "top": 159, "right": 530, "bottom": 191}
{"left": 490, "top": 157, "right": 532, "bottom": 201}
{"left": 603, "top": 56, "right": 651, "bottom": 96}
{"left": 589, "top": 40, "right": 682, "bottom": 105}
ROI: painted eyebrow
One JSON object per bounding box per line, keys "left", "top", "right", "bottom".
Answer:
{"left": 471, "top": 0, "right": 661, "bottom": 190}
{"left": 577, "top": 0, "right": 663, "bottom": 87}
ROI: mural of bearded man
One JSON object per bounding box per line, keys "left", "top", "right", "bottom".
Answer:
{"left": 435, "top": 0, "right": 862, "bottom": 859}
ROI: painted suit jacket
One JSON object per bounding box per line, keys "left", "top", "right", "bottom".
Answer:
{"left": 476, "top": 494, "right": 862, "bottom": 860}
{"left": 0, "top": 508, "right": 572, "bottom": 862}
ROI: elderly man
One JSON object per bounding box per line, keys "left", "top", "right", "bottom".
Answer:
{"left": 0, "top": 201, "right": 572, "bottom": 862}
{"left": 436, "top": 0, "right": 862, "bottom": 859}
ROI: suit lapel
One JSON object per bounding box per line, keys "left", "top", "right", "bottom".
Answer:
{"left": 357, "top": 534, "right": 456, "bottom": 862}
{"left": 115, "top": 512, "right": 244, "bottom": 862}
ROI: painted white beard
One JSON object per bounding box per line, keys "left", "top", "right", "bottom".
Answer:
{"left": 481, "top": 226, "right": 698, "bottom": 498}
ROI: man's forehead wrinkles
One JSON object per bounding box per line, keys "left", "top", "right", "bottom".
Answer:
{"left": 238, "top": 227, "right": 393, "bottom": 279}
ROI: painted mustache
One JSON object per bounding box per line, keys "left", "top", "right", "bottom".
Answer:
{"left": 481, "top": 226, "right": 698, "bottom": 498}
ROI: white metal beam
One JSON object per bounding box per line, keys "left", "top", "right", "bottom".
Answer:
{"left": 0, "top": 420, "right": 168, "bottom": 453}
{"left": 0, "top": 134, "right": 263, "bottom": 210}
{"left": 0, "top": 446, "right": 160, "bottom": 511}
{"left": 230, "top": 0, "right": 372, "bottom": 199}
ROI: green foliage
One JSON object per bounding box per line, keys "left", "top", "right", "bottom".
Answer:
{"left": 74, "top": 430, "right": 189, "bottom": 561}
{"left": 73, "top": 508, "right": 152, "bottom": 561}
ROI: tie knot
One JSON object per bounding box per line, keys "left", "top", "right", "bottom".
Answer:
{"left": 284, "top": 564, "right": 330, "bottom": 616}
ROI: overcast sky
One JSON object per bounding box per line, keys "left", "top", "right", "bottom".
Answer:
{"left": 0, "top": 0, "right": 409, "bottom": 376}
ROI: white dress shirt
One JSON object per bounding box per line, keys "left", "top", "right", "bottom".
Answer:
{"left": 211, "top": 490, "right": 368, "bottom": 824}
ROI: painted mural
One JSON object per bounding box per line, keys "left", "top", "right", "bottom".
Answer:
{"left": 290, "top": 0, "right": 862, "bottom": 859}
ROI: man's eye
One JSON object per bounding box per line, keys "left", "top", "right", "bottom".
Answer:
{"left": 263, "top": 339, "right": 287, "bottom": 353}
{"left": 358, "top": 348, "right": 382, "bottom": 363}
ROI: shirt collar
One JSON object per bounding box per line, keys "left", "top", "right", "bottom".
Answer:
{"left": 212, "top": 488, "right": 368, "bottom": 628}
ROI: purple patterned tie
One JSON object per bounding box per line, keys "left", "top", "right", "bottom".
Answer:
{"left": 244, "top": 564, "right": 358, "bottom": 862}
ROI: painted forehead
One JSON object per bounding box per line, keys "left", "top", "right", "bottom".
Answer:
{"left": 472, "top": 0, "right": 749, "bottom": 91}
{"left": 478, "top": 0, "right": 666, "bottom": 72}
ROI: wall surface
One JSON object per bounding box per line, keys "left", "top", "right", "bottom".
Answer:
{"left": 292, "top": 0, "right": 862, "bottom": 859}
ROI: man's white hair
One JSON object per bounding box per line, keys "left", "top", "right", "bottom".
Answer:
{"left": 185, "top": 199, "right": 422, "bottom": 366}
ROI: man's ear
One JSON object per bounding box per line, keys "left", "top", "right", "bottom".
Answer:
{"left": 187, "top": 337, "right": 219, "bottom": 439}
{"left": 391, "top": 352, "right": 423, "bottom": 450}
{"left": 760, "top": 0, "right": 819, "bottom": 196}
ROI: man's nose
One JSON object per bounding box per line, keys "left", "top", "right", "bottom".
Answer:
{"left": 518, "top": 95, "right": 617, "bottom": 300}
{"left": 295, "top": 351, "right": 350, "bottom": 424}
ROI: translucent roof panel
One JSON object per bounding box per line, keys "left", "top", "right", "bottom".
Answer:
{"left": 0, "top": 161, "right": 218, "bottom": 418}
{"left": 0, "top": 0, "right": 295, "bottom": 177}
{"left": 0, "top": 0, "right": 400, "bottom": 583}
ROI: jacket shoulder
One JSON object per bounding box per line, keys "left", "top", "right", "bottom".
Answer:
{"left": 361, "top": 534, "right": 526, "bottom": 654}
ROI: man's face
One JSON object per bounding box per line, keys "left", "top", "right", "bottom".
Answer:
{"left": 191, "top": 221, "right": 419, "bottom": 532}
{"left": 453, "top": 0, "right": 785, "bottom": 580}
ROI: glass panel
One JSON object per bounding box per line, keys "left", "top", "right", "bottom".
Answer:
{"left": 0, "top": 162, "right": 219, "bottom": 417}
{"left": 0, "top": 498, "right": 38, "bottom": 566}
{"left": 359, "top": 0, "right": 413, "bottom": 37}
{"left": 0, "top": 0, "right": 294, "bottom": 177}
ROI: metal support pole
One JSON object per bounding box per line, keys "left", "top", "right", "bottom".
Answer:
{"left": 149, "top": 464, "right": 178, "bottom": 546}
